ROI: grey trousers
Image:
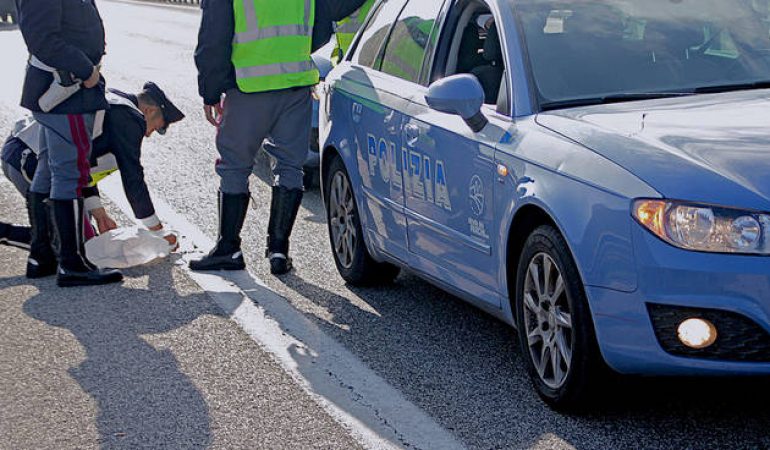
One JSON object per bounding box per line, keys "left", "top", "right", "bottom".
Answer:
{"left": 216, "top": 87, "right": 312, "bottom": 193}
{"left": 30, "top": 112, "right": 94, "bottom": 200}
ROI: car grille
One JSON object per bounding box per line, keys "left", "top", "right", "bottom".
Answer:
{"left": 647, "top": 303, "right": 770, "bottom": 363}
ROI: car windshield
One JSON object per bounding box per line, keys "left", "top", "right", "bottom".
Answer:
{"left": 508, "top": 0, "right": 770, "bottom": 109}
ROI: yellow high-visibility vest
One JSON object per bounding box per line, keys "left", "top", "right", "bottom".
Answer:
{"left": 232, "top": 0, "right": 319, "bottom": 93}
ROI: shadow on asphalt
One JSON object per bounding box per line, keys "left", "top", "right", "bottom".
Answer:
{"left": 276, "top": 271, "right": 770, "bottom": 449}
{"left": 19, "top": 262, "right": 225, "bottom": 449}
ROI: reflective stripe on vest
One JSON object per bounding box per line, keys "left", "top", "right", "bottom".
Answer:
{"left": 232, "top": 0, "right": 319, "bottom": 93}
{"left": 234, "top": 0, "right": 312, "bottom": 43}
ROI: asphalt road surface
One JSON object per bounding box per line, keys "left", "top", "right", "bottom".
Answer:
{"left": 1, "top": 2, "right": 770, "bottom": 449}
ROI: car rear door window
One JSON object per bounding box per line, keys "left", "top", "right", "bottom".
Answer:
{"left": 379, "top": 0, "right": 444, "bottom": 84}
{"left": 351, "top": 0, "right": 408, "bottom": 69}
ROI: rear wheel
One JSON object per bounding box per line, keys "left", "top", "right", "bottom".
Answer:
{"left": 325, "top": 156, "right": 400, "bottom": 286}
{"left": 515, "top": 225, "right": 606, "bottom": 410}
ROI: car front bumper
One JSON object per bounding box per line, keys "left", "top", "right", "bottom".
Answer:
{"left": 589, "top": 223, "right": 770, "bottom": 376}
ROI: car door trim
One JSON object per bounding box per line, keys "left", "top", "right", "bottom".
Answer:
{"left": 404, "top": 208, "right": 492, "bottom": 255}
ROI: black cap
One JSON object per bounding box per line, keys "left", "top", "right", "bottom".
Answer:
{"left": 142, "top": 82, "right": 185, "bottom": 134}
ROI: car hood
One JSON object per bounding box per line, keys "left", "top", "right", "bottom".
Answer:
{"left": 536, "top": 90, "right": 770, "bottom": 211}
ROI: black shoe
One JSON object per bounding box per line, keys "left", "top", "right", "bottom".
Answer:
{"left": 51, "top": 198, "right": 123, "bottom": 287}
{"left": 269, "top": 253, "right": 293, "bottom": 275}
{"left": 25, "top": 193, "right": 58, "bottom": 279}
{"left": 56, "top": 266, "right": 124, "bottom": 288}
{"left": 0, "top": 222, "right": 31, "bottom": 250}
{"left": 189, "top": 250, "right": 246, "bottom": 271}
{"left": 189, "top": 191, "right": 250, "bottom": 272}
{"left": 266, "top": 186, "right": 303, "bottom": 275}
{"left": 26, "top": 257, "right": 59, "bottom": 279}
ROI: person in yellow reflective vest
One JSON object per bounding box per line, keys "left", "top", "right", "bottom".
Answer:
{"left": 334, "top": 0, "right": 375, "bottom": 63}
{"left": 193, "top": 0, "right": 368, "bottom": 275}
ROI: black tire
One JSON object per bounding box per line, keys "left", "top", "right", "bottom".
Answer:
{"left": 324, "top": 156, "right": 400, "bottom": 286}
{"left": 515, "top": 225, "right": 607, "bottom": 410}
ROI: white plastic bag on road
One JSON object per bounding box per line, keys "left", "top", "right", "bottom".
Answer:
{"left": 85, "top": 226, "right": 176, "bottom": 269}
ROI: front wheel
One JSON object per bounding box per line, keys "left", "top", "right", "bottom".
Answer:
{"left": 515, "top": 225, "right": 607, "bottom": 410}
{"left": 324, "top": 156, "right": 400, "bottom": 286}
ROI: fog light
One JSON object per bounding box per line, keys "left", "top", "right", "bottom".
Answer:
{"left": 677, "top": 318, "right": 718, "bottom": 349}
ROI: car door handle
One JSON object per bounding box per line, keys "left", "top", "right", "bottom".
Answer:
{"left": 404, "top": 124, "right": 420, "bottom": 146}
{"left": 352, "top": 102, "right": 363, "bottom": 123}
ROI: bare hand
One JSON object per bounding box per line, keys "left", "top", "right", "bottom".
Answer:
{"left": 164, "top": 233, "right": 179, "bottom": 250}
{"left": 92, "top": 208, "right": 118, "bottom": 233}
{"left": 204, "top": 102, "right": 224, "bottom": 127}
{"left": 83, "top": 66, "right": 101, "bottom": 89}
{"left": 149, "top": 223, "right": 179, "bottom": 251}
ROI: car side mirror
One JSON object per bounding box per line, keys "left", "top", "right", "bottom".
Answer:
{"left": 311, "top": 52, "right": 333, "bottom": 81}
{"left": 425, "top": 74, "right": 489, "bottom": 132}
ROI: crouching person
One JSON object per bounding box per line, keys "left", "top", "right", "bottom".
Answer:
{"left": 1, "top": 83, "right": 184, "bottom": 284}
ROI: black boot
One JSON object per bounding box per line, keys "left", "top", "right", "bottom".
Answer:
{"left": 189, "top": 191, "right": 250, "bottom": 271}
{"left": 25, "top": 192, "right": 58, "bottom": 279}
{"left": 51, "top": 198, "right": 123, "bottom": 287}
{"left": 266, "top": 186, "right": 303, "bottom": 275}
{"left": 0, "top": 222, "right": 31, "bottom": 250}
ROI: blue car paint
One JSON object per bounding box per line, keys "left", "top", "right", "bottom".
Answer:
{"left": 537, "top": 91, "right": 770, "bottom": 211}
{"left": 343, "top": 67, "right": 411, "bottom": 263}
{"left": 320, "top": 0, "right": 770, "bottom": 376}
{"left": 424, "top": 74, "right": 487, "bottom": 119}
{"left": 404, "top": 111, "right": 500, "bottom": 306}
{"left": 589, "top": 224, "right": 770, "bottom": 375}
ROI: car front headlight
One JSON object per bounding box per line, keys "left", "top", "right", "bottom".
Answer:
{"left": 633, "top": 199, "right": 770, "bottom": 255}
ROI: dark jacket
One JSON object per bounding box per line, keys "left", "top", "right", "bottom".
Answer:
{"left": 2, "top": 91, "right": 155, "bottom": 220}
{"left": 89, "top": 91, "right": 155, "bottom": 220}
{"left": 195, "top": 0, "right": 367, "bottom": 106}
{"left": 16, "top": 0, "right": 108, "bottom": 114}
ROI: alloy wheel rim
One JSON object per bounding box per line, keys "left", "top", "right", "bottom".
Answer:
{"left": 329, "top": 171, "right": 357, "bottom": 269}
{"left": 522, "top": 253, "right": 574, "bottom": 389}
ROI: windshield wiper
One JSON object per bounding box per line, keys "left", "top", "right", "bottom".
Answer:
{"left": 692, "top": 80, "right": 770, "bottom": 94}
{"left": 540, "top": 92, "right": 694, "bottom": 111}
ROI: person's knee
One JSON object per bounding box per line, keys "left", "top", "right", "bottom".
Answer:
{"left": 217, "top": 168, "right": 252, "bottom": 194}
{"left": 49, "top": 171, "right": 81, "bottom": 199}
{"left": 5, "top": 166, "right": 32, "bottom": 196}
{"left": 50, "top": 185, "right": 79, "bottom": 200}
{"left": 273, "top": 166, "right": 304, "bottom": 191}
{"left": 30, "top": 174, "right": 52, "bottom": 196}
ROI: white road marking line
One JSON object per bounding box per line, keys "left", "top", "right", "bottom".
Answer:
{"left": 99, "top": 175, "right": 464, "bottom": 450}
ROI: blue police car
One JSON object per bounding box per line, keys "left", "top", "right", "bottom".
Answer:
{"left": 319, "top": 0, "right": 770, "bottom": 408}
